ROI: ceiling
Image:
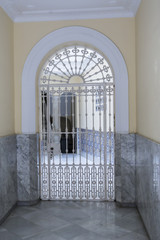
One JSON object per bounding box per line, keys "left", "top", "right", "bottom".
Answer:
{"left": 0, "top": 0, "right": 141, "bottom": 22}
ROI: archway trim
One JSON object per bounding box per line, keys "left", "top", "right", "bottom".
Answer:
{"left": 22, "top": 26, "right": 129, "bottom": 134}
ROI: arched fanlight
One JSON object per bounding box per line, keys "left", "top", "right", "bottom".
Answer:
{"left": 40, "top": 45, "right": 113, "bottom": 85}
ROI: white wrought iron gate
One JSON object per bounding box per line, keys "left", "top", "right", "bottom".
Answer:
{"left": 39, "top": 45, "right": 115, "bottom": 201}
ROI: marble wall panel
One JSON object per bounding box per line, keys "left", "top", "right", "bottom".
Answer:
{"left": 136, "top": 134, "right": 160, "bottom": 240}
{"left": 17, "top": 134, "right": 39, "bottom": 203}
{"left": 0, "top": 135, "right": 17, "bottom": 223}
{"left": 115, "top": 133, "right": 136, "bottom": 206}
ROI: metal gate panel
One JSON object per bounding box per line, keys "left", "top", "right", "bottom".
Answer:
{"left": 39, "top": 83, "right": 114, "bottom": 200}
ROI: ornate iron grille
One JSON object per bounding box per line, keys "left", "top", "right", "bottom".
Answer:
{"left": 39, "top": 45, "right": 115, "bottom": 201}
{"left": 40, "top": 46, "right": 113, "bottom": 84}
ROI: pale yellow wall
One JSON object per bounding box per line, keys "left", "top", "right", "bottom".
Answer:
{"left": 136, "top": 0, "right": 160, "bottom": 143}
{"left": 14, "top": 18, "right": 136, "bottom": 134}
{"left": 0, "top": 8, "right": 14, "bottom": 136}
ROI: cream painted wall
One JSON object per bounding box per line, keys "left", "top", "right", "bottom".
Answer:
{"left": 136, "top": 0, "right": 160, "bottom": 143}
{"left": 14, "top": 18, "right": 136, "bottom": 134}
{"left": 0, "top": 8, "right": 14, "bottom": 136}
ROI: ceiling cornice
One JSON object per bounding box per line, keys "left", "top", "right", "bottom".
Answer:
{"left": 14, "top": 9, "right": 135, "bottom": 23}
{"left": 0, "top": 0, "right": 141, "bottom": 23}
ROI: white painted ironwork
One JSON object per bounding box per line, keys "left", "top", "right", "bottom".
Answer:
{"left": 39, "top": 45, "right": 115, "bottom": 200}
{"left": 40, "top": 46, "right": 113, "bottom": 85}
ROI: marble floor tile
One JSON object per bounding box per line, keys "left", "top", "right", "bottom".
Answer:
{"left": 53, "top": 224, "right": 90, "bottom": 240}
{"left": 0, "top": 201, "right": 149, "bottom": 240}
{"left": 22, "top": 210, "right": 71, "bottom": 230}
{"left": 0, "top": 228, "right": 22, "bottom": 240}
{"left": 72, "top": 231, "right": 112, "bottom": 240}
{"left": 23, "top": 230, "right": 66, "bottom": 240}
{"left": 10, "top": 206, "right": 38, "bottom": 217}
{"left": 118, "top": 232, "right": 149, "bottom": 240}
{"left": 2, "top": 216, "right": 44, "bottom": 238}
{"left": 87, "top": 223, "right": 131, "bottom": 239}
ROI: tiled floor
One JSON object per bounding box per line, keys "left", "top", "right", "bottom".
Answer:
{"left": 0, "top": 201, "right": 149, "bottom": 240}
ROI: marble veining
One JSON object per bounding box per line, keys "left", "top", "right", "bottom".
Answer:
{"left": 136, "top": 134, "right": 160, "bottom": 240}
{"left": 115, "top": 133, "right": 136, "bottom": 205}
{"left": 0, "top": 135, "right": 17, "bottom": 222}
{"left": 2, "top": 131, "right": 159, "bottom": 240}
{"left": 17, "top": 134, "right": 39, "bottom": 202}
{"left": 0, "top": 201, "right": 149, "bottom": 240}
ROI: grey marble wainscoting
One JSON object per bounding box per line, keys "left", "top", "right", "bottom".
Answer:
{"left": 115, "top": 133, "right": 136, "bottom": 206}
{"left": 17, "top": 134, "right": 39, "bottom": 205}
{"left": 0, "top": 135, "right": 17, "bottom": 223}
{"left": 136, "top": 134, "right": 160, "bottom": 240}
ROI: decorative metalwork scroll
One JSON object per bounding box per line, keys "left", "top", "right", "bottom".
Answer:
{"left": 40, "top": 46, "right": 113, "bottom": 85}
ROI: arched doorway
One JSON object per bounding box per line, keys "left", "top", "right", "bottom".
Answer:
{"left": 39, "top": 45, "right": 115, "bottom": 200}
{"left": 21, "top": 26, "right": 129, "bottom": 203}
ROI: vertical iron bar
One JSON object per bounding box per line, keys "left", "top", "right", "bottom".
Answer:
{"left": 39, "top": 86, "right": 42, "bottom": 199}
{"left": 43, "top": 89, "right": 47, "bottom": 199}
{"left": 113, "top": 85, "right": 115, "bottom": 200}
{"left": 92, "top": 86, "right": 95, "bottom": 166}
{"left": 47, "top": 86, "right": 51, "bottom": 199}
{"left": 99, "top": 86, "right": 102, "bottom": 166}
{"left": 108, "top": 85, "right": 114, "bottom": 200}
{"left": 85, "top": 86, "right": 88, "bottom": 165}
{"left": 103, "top": 84, "right": 107, "bottom": 200}
{"left": 65, "top": 89, "right": 68, "bottom": 165}
{"left": 79, "top": 87, "right": 82, "bottom": 165}
{"left": 58, "top": 87, "right": 62, "bottom": 166}
{"left": 109, "top": 86, "right": 111, "bottom": 165}
{"left": 72, "top": 87, "right": 75, "bottom": 165}
{"left": 51, "top": 92, "right": 54, "bottom": 167}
